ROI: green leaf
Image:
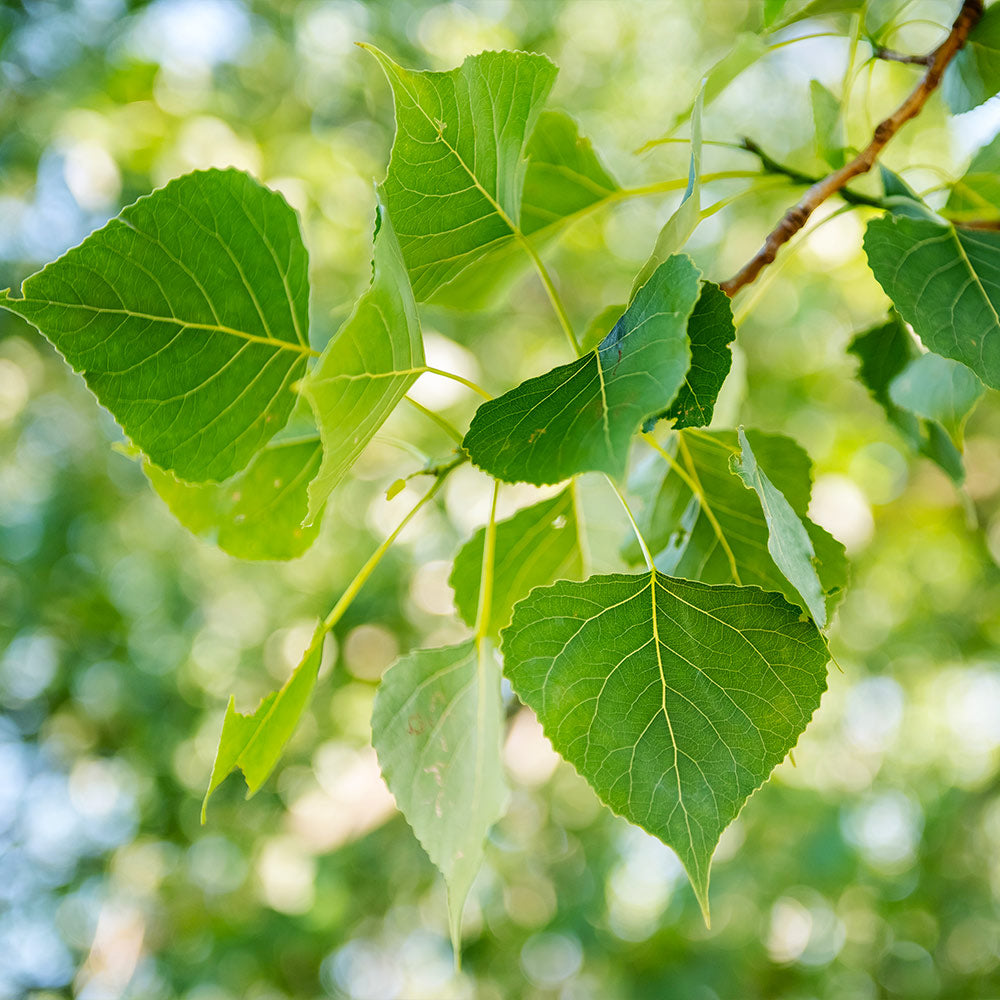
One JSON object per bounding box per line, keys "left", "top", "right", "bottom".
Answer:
{"left": 146, "top": 436, "right": 323, "bottom": 561}
{"left": 632, "top": 89, "right": 703, "bottom": 296}
{"left": 580, "top": 303, "right": 627, "bottom": 353}
{"left": 863, "top": 214, "right": 1000, "bottom": 390}
{"left": 646, "top": 281, "right": 735, "bottom": 431}
{"left": 731, "top": 427, "right": 827, "bottom": 627}
{"left": 501, "top": 571, "right": 830, "bottom": 920}
{"left": 427, "top": 110, "right": 620, "bottom": 310}
{"left": 0, "top": 169, "right": 311, "bottom": 483}
{"left": 202, "top": 632, "right": 324, "bottom": 821}
{"left": 889, "top": 353, "right": 984, "bottom": 442}
{"left": 364, "top": 45, "right": 557, "bottom": 302}
{"left": 770, "top": 0, "right": 864, "bottom": 30}
{"left": 450, "top": 487, "right": 584, "bottom": 639}
{"left": 943, "top": 3, "right": 1000, "bottom": 114}
{"left": 810, "top": 79, "right": 845, "bottom": 169}
{"left": 372, "top": 640, "right": 508, "bottom": 954}
{"left": 848, "top": 314, "right": 966, "bottom": 483}
{"left": 463, "top": 255, "right": 702, "bottom": 485}
{"left": 633, "top": 429, "right": 847, "bottom": 621}
{"left": 945, "top": 132, "right": 1000, "bottom": 222}
{"left": 299, "top": 197, "right": 424, "bottom": 521}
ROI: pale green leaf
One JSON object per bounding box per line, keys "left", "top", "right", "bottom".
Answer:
{"left": 580, "top": 303, "right": 626, "bottom": 353}
{"left": 731, "top": 427, "right": 827, "bottom": 627}
{"left": 810, "top": 79, "right": 845, "bottom": 169}
{"left": 364, "top": 45, "right": 557, "bottom": 302}
{"left": 646, "top": 281, "right": 735, "bottom": 431}
{"left": 770, "top": 0, "right": 864, "bottom": 30}
{"left": 863, "top": 214, "right": 1000, "bottom": 389}
{"left": 945, "top": 132, "right": 1000, "bottom": 222}
{"left": 202, "top": 632, "right": 324, "bottom": 820}
{"left": 372, "top": 640, "right": 508, "bottom": 953}
{"left": 463, "top": 255, "right": 702, "bottom": 485}
{"left": 0, "top": 168, "right": 311, "bottom": 483}
{"left": 889, "top": 352, "right": 984, "bottom": 441}
{"left": 943, "top": 3, "right": 1000, "bottom": 114}
{"left": 501, "top": 571, "right": 830, "bottom": 921}
{"left": 632, "top": 429, "right": 847, "bottom": 621}
{"left": 299, "top": 197, "right": 423, "bottom": 521}
{"left": 450, "top": 487, "right": 584, "bottom": 638}
{"left": 427, "top": 110, "right": 620, "bottom": 310}
{"left": 632, "top": 89, "right": 703, "bottom": 297}
{"left": 848, "top": 314, "right": 966, "bottom": 483}
{"left": 146, "top": 436, "right": 323, "bottom": 560}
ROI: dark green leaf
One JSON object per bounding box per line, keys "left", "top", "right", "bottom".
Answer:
{"left": 731, "top": 427, "right": 827, "bottom": 627}
{"left": 943, "top": 3, "right": 1000, "bottom": 114}
{"left": 864, "top": 214, "right": 1000, "bottom": 389}
{"left": 463, "top": 255, "right": 702, "bottom": 485}
{"left": 501, "top": 571, "right": 829, "bottom": 920}
{"left": 633, "top": 429, "right": 847, "bottom": 621}
{"left": 372, "top": 640, "right": 508, "bottom": 953}
{"left": 450, "top": 487, "right": 584, "bottom": 638}
{"left": 299, "top": 197, "right": 423, "bottom": 521}
{"left": 0, "top": 169, "right": 311, "bottom": 483}
{"left": 146, "top": 437, "right": 323, "bottom": 561}
{"left": 364, "top": 45, "right": 557, "bottom": 302}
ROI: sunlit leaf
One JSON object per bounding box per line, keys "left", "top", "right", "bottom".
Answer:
{"left": 810, "top": 79, "right": 845, "bottom": 169}
{"left": 501, "top": 571, "right": 829, "bottom": 921}
{"left": 943, "top": 3, "right": 1000, "bottom": 114}
{"left": 464, "top": 255, "right": 702, "bottom": 485}
{"left": 146, "top": 436, "right": 323, "bottom": 560}
{"left": 631, "top": 429, "right": 846, "bottom": 620}
{"left": 848, "top": 313, "right": 966, "bottom": 483}
{"left": 372, "top": 640, "right": 508, "bottom": 954}
{"left": 364, "top": 45, "right": 557, "bottom": 301}
{"left": 864, "top": 214, "right": 1000, "bottom": 389}
{"left": 0, "top": 168, "right": 311, "bottom": 483}
{"left": 202, "top": 632, "right": 324, "bottom": 820}
{"left": 299, "top": 196, "right": 423, "bottom": 521}
{"left": 450, "top": 487, "right": 584, "bottom": 638}
{"left": 731, "top": 427, "right": 827, "bottom": 627}
{"left": 945, "top": 132, "right": 1000, "bottom": 222}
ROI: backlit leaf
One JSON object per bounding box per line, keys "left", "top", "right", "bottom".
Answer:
{"left": 810, "top": 79, "right": 845, "bottom": 169}
{"left": 943, "top": 3, "right": 1000, "bottom": 114}
{"left": 364, "top": 45, "right": 557, "bottom": 301}
{"left": 450, "top": 487, "right": 584, "bottom": 638}
{"left": 372, "top": 640, "right": 508, "bottom": 954}
{"left": 299, "top": 197, "right": 423, "bottom": 521}
{"left": 463, "top": 255, "right": 702, "bottom": 485}
{"left": 0, "top": 168, "right": 311, "bottom": 483}
{"left": 864, "top": 214, "right": 1000, "bottom": 389}
{"left": 501, "top": 571, "right": 829, "bottom": 920}
{"left": 945, "top": 132, "right": 1000, "bottom": 222}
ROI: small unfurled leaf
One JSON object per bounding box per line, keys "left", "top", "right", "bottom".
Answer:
{"left": 631, "top": 429, "right": 846, "bottom": 620}
{"left": 810, "top": 79, "right": 845, "bottom": 169}
{"left": 632, "top": 89, "right": 703, "bottom": 296}
{"left": 429, "top": 110, "right": 620, "bottom": 310}
{"left": 731, "top": 427, "right": 827, "bottom": 627}
{"left": 300, "top": 196, "right": 424, "bottom": 521}
{"left": 0, "top": 169, "right": 311, "bottom": 483}
{"left": 450, "top": 487, "right": 584, "bottom": 638}
{"left": 848, "top": 314, "right": 966, "bottom": 483}
{"left": 147, "top": 437, "right": 323, "bottom": 560}
{"left": 943, "top": 3, "right": 1000, "bottom": 114}
{"left": 372, "top": 640, "right": 508, "bottom": 954}
{"left": 202, "top": 632, "right": 324, "bottom": 820}
{"left": 889, "top": 353, "right": 984, "bottom": 442}
{"left": 647, "top": 282, "right": 735, "bottom": 431}
{"left": 464, "top": 255, "right": 701, "bottom": 485}
{"left": 363, "top": 45, "right": 557, "bottom": 302}
{"left": 945, "top": 132, "right": 1000, "bottom": 222}
{"left": 501, "top": 571, "right": 829, "bottom": 922}
{"left": 864, "top": 214, "right": 1000, "bottom": 390}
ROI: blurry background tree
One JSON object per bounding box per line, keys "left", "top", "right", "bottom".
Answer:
{"left": 2, "top": 1, "right": 1000, "bottom": 998}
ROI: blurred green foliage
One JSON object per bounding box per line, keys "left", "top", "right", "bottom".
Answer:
{"left": 2, "top": 1, "right": 1000, "bottom": 998}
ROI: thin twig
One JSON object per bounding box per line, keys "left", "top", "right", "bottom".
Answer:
{"left": 720, "top": 0, "right": 983, "bottom": 298}
{"left": 953, "top": 218, "right": 1000, "bottom": 230}
{"left": 874, "top": 46, "right": 933, "bottom": 65}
